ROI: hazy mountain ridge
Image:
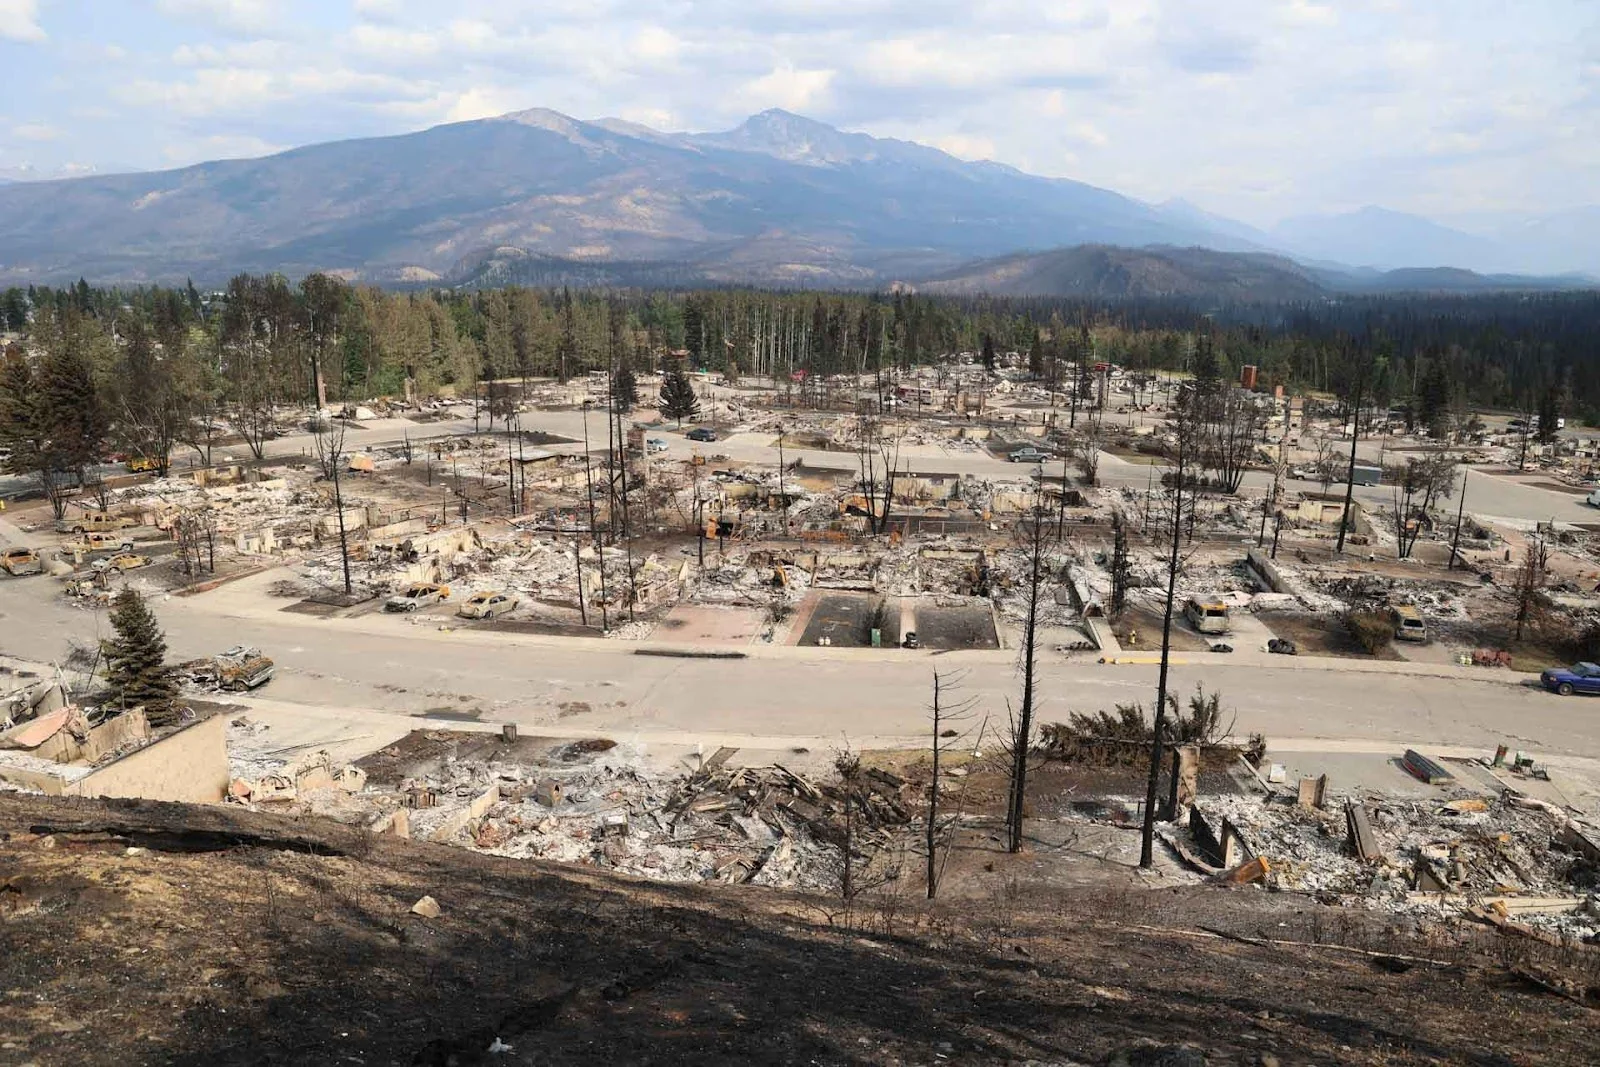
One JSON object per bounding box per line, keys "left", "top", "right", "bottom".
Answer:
{"left": 909, "top": 244, "right": 1589, "bottom": 301}
{"left": 0, "top": 107, "right": 1591, "bottom": 291}
{"left": 0, "top": 108, "right": 1238, "bottom": 287}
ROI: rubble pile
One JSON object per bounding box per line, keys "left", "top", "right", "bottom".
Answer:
{"left": 1203, "top": 791, "right": 1600, "bottom": 941}
{"left": 693, "top": 551, "right": 812, "bottom": 606}
{"left": 411, "top": 746, "right": 914, "bottom": 890}
{"left": 1309, "top": 573, "right": 1472, "bottom": 619}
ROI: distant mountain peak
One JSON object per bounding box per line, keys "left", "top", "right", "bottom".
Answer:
{"left": 494, "top": 107, "right": 586, "bottom": 138}
{"left": 699, "top": 109, "right": 865, "bottom": 166}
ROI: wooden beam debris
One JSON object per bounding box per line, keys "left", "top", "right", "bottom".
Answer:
{"left": 1345, "top": 801, "right": 1381, "bottom": 863}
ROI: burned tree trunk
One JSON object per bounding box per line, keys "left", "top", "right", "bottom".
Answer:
{"left": 1005, "top": 507, "right": 1048, "bottom": 854}
{"left": 926, "top": 669, "right": 975, "bottom": 899}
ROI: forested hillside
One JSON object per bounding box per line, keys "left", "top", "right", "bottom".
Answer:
{"left": 4, "top": 278, "right": 1600, "bottom": 490}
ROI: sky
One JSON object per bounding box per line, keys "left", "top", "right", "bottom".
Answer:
{"left": 0, "top": 0, "right": 1596, "bottom": 227}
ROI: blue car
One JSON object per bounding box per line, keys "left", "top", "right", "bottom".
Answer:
{"left": 1540, "top": 662, "right": 1600, "bottom": 695}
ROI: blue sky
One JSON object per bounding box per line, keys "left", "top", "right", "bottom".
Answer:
{"left": 1, "top": 0, "right": 1596, "bottom": 226}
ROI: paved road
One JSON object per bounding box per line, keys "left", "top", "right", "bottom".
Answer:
{"left": 6, "top": 405, "right": 1597, "bottom": 762}
{"left": 2, "top": 543, "right": 1595, "bottom": 761}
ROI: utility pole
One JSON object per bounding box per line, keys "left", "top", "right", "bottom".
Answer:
{"left": 573, "top": 534, "right": 587, "bottom": 626}
{"left": 580, "top": 402, "right": 608, "bottom": 630}
{"left": 452, "top": 455, "right": 463, "bottom": 523}
{"left": 693, "top": 463, "right": 705, "bottom": 569}
{"left": 1140, "top": 395, "right": 1190, "bottom": 868}
{"left": 1057, "top": 457, "right": 1069, "bottom": 541}
{"left": 777, "top": 419, "right": 789, "bottom": 534}
{"left": 1259, "top": 461, "right": 1281, "bottom": 548}
{"left": 614, "top": 397, "right": 636, "bottom": 621}
{"left": 515, "top": 412, "right": 526, "bottom": 514}
{"left": 1449, "top": 462, "right": 1468, "bottom": 571}
{"left": 927, "top": 671, "right": 942, "bottom": 899}
{"left": 605, "top": 373, "right": 619, "bottom": 547}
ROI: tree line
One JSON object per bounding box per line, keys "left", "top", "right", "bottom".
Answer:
{"left": 5, "top": 276, "right": 1598, "bottom": 514}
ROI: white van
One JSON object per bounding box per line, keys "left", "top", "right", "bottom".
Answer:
{"left": 1586, "top": 488, "right": 1600, "bottom": 508}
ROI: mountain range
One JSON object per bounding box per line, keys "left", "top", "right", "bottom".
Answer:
{"left": 0, "top": 108, "right": 1591, "bottom": 299}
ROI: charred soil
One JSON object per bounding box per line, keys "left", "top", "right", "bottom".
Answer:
{"left": 0, "top": 793, "right": 1594, "bottom": 1066}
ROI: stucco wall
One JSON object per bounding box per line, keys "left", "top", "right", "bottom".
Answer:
{"left": 74, "top": 712, "right": 228, "bottom": 804}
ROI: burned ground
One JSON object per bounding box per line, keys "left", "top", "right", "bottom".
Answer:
{"left": 798, "top": 592, "right": 898, "bottom": 648}
{"left": 914, "top": 602, "right": 1001, "bottom": 650}
{"left": 1, "top": 793, "right": 1596, "bottom": 1066}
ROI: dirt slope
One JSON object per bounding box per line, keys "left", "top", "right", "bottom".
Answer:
{"left": 0, "top": 794, "right": 1592, "bottom": 1066}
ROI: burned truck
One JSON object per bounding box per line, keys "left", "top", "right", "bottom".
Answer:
{"left": 180, "top": 646, "right": 276, "bottom": 691}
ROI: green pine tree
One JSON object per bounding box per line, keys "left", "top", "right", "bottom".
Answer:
{"left": 1191, "top": 333, "right": 1221, "bottom": 390}
{"left": 41, "top": 319, "right": 107, "bottom": 476}
{"left": 0, "top": 353, "right": 42, "bottom": 477}
{"left": 1537, "top": 387, "right": 1561, "bottom": 446}
{"left": 1416, "top": 358, "right": 1452, "bottom": 438}
{"left": 104, "top": 589, "right": 180, "bottom": 725}
{"left": 0, "top": 287, "right": 26, "bottom": 331}
{"left": 659, "top": 368, "right": 701, "bottom": 426}
{"left": 682, "top": 300, "right": 705, "bottom": 363}
{"left": 612, "top": 366, "right": 640, "bottom": 413}
{"left": 1027, "top": 329, "right": 1044, "bottom": 378}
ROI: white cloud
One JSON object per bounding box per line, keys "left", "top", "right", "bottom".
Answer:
{"left": 1069, "top": 122, "right": 1108, "bottom": 147}
{"left": 1280, "top": 0, "right": 1336, "bottom": 26}
{"left": 12, "top": 122, "right": 59, "bottom": 141}
{"left": 173, "top": 40, "right": 286, "bottom": 66}
{"left": 155, "top": 0, "right": 277, "bottom": 36}
{"left": 631, "top": 25, "right": 682, "bottom": 66}
{"left": 10, "top": 0, "right": 1600, "bottom": 226}
{"left": 738, "top": 65, "right": 835, "bottom": 112}
{"left": 123, "top": 65, "right": 428, "bottom": 117}
{"left": 348, "top": 22, "right": 440, "bottom": 58}
{"left": 0, "top": 0, "right": 44, "bottom": 42}
{"left": 448, "top": 19, "right": 503, "bottom": 52}
{"left": 446, "top": 86, "right": 529, "bottom": 122}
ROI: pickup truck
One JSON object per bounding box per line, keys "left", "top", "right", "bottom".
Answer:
{"left": 66, "top": 531, "right": 136, "bottom": 554}
{"left": 180, "top": 646, "right": 275, "bottom": 691}
{"left": 1008, "top": 447, "right": 1053, "bottom": 464}
{"left": 1, "top": 548, "right": 42, "bottom": 576}
{"left": 385, "top": 582, "right": 451, "bottom": 612}
{"left": 54, "top": 512, "right": 138, "bottom": 535}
